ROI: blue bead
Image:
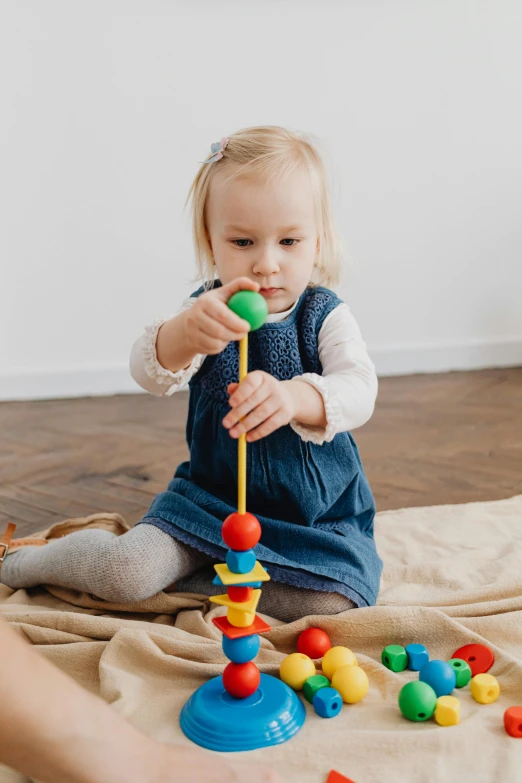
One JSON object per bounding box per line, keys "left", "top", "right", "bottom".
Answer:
{"left": 419, "top": 660, "right": 456, "bottom": 697}
{"left": 222, "top": 634, "right": 261, "bottom": 664}
{"left": 406, "top": 643, "right": 429, "bottom": 671}
{"left": 226, "top": 549, "right": 256, "bottom": 575}
{"left": 312, "top": 687, "right": 343, "bottom": 719}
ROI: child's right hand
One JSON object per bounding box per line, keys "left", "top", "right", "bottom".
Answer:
{"left": 183, "top": 277, "right": 261, "bottom": 356}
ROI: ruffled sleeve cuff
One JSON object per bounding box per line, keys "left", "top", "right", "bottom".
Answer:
{"left": 289, "top": 373, "right": 341, "bottom": 446}
{"left": 139, "top": 317, "right": 204, "bottom": 394}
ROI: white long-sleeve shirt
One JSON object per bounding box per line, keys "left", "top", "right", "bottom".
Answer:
{"left": 130, "top": 297, "right": 378, "bottom": 446}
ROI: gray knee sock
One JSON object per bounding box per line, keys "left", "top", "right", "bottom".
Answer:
{"left": 176, "top": 567, "right": 356, "bottom": 623}
{"left": 0, "top": 524, "right": 212, "bottom": 603}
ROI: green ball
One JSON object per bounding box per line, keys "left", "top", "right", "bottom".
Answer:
{"left": 398, "top": 681, "right": 437, "bottom": 722}
{"left": 227, "top": 290, "right": 268, "bottom": 332}
{"left": 447, "top": 658, "right": 472, "bottom": 688}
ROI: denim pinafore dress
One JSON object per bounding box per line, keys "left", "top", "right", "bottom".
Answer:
{"left": 140, "top": 283, "right": 383, "bottom": 607}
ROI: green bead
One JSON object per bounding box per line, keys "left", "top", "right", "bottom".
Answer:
{"left": 382, "top": 644, "right": 408, "bottom": 672}
{"left": 227, "top": 291, "right": 268, "bottom": 331}
{"left": 447, "top": 658, "right": 472, "bottom": 688}
{"left": 398, "top": 681, "right": 437, "bottom": 722}
{"left": 303, "top": 674, "right": 330, "bottom": 704}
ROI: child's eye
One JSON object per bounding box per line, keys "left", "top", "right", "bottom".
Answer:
{"left": 280, "top": 238, "right": 299, "bottom": 246}
{"left": 232, "top": 239, "right": 253, "bottom": 247}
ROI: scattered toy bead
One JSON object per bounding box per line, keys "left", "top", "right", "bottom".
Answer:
{"left": 470, "top": 673, "right": 500, "bottom": 704}
{"left": 434, "top": 695, "right": 460, "bottom": 726}
{"left": 227, "top": 290, "right": 269, "bottom": 331}
{"left": 222, "top": 512, "right": 261, "bottom": 551}
{"left": 226, "top": 548, "right": 257, "bottom": 575}
{"left": 382, "top": 644, "right": 408, "bottom": 672}
{"left": 313, "top": 687, "right": 343, "bottom": 719}
{"left": 222, "top": 633, "right": 260, "bottom": 664}
{"left": 398, "top": 681, "right": 437, "bottom": 721}
{"left": 451, "top": 643, "right": 494, "bottom": 677}
{"left": 419, "top": 660, "right": 456, "bottom": 697}
{"left": 322, "top": 646, "right": 357, "bottom": 679}
{"left": 223, "top": 661, "right": 260, "bottom": 699}
{"left": 447, "top": 658, "right": 472, "bottom": 688}
{"left": 405, "top": 643, "right": 429, "bottom": 671}
{"left": 332, "top": 664, "right": 369, "bottom": 704}
{"left": 303, "top": 674, "right": 330, "bottom": 704}
{"left": 504, "top": 706, "right": 522, "bottom": 738}
{"left": 297, "top": 627, "right": 332, "bottom": 660}
{"left": 227, "top": 585, "right": 253, "bottom": 602}
{"left": 280, "top": 653, "right": 316, "bottom": 691}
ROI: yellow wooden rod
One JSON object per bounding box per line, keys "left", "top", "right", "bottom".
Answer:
{"left": 238, "top": 335, "right": 248, "bottom": 515}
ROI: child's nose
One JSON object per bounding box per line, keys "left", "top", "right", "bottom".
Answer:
{"left": 252, "top": 249, "right": 280, "bottom": 277}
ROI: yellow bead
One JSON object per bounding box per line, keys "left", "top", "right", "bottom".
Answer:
{"left": 321, "top": 646, "right": 357, "bottom": 680}
{"left": 279, "top": 653, "right": 316, "bottom": 690}
{"left": 470, "top": 673, "right": 500, "bottom": 704}
{"left": 331, "top": 664, "right": 369, "bottom": 704}
{"left": 435, "top": 695, "right": 460, "bottom": 726}
{"left": 227, "top": 607, "right": 256, "bottom": 627}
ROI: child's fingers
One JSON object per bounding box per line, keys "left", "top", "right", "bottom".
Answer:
{"left": 202, "top": 297, "right": 251, "bottom": 337}
{"left": 197, "top": 310, "right": 248, "bottom": 345}
{"left": 223, "top": 383, "right": 272, "bottom": 430}
{"left": 245, "top": 409, "right": 289, "bottom": 442}
{"left": 228, "top": 399, "right": 281, "bottom": 438}
{"left": 228, "top": 371, "right": 266, "bottom": 408}
{"left": 217, "top": 277, "right": 260, "bottom": 302}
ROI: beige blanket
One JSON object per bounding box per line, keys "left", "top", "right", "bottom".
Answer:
{"left": 2, "top": 495, "right": 522, "bottom": 783}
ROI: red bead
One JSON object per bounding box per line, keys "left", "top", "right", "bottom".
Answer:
{"left": 227, "top": 586, "right": 254, "bottom": 602}
{"left": 222, "top": 512, "right": 261, "bottom": 551}
{"left": 504, "top": 706, "right": 522, "bottom": 738}
{"left": 451, "top": 643, "right": 494, "bottom": 677}
{"left": 297, "top": 627, "right": 332, "bottom": 660}
{"left": 223, "top": 661, "right": 260, "bottom": 699}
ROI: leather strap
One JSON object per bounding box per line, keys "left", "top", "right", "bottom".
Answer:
{"left": 0, "top": 523, "right": 17, "bottom": 562}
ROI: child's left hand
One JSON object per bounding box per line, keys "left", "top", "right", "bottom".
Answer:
{"left": 223, "top": 371, "right": 296, "bottom": 442}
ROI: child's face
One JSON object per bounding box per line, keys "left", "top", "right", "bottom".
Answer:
{"left": 206, "top": 165, "right": 319, "bottom": 313}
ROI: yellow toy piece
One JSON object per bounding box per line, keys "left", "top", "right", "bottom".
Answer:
{"left": 435, "top": 695, "right": 460, "bottom": 726}
{"left": 211, "top": 589, "right": 261, "bottom": 614}
{"left": 470, "top": 673, "right": 500, "bottom": 704}
{"left": 280, "top": 653, "right": 316, "bottom": 691}
{"left": 214, "top": 561, "right": 270, "bottom": 586}
{"left": 331, "top": 664, "right": 369, "bottom": 704}
{"left": 321, "top": 646, "right": 358, "bottom": 680}
{"left": 227, "top": 607, "right": 256, "bottom": 627}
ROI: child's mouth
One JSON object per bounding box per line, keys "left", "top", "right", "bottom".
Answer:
{"left": 259, "top": 287, "right": 281, "bottom": 298}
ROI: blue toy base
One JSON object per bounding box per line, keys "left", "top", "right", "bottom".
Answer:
{"left": 180, "top": 673, "right": 306, "bottom": 751}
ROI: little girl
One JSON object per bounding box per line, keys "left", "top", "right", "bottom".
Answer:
{"left": 2, "top": 126, "right": 382, "bottom": 623}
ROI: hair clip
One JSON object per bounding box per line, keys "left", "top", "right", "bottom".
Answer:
{"left": 202, "top": 137, "right": 229, "bottom": 164}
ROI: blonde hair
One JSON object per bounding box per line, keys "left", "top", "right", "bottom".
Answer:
{"left": 186, "top": 126, "right": 343, "bottom": 288}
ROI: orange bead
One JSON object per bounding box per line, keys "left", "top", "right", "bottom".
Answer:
{"left": 504, "top": 706, "right": 522, "bottom": 738}
{"left": 222, "top": 512, "right": 261, "bottom": 551}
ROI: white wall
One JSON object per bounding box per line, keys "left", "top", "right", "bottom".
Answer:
{"left": 1, "top": 0, "right": 521, "bottom": 401}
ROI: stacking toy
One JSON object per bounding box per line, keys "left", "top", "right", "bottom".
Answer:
{"left": 382, "top": 644, "right": 408, "bottom": 672}
{"left": 419, "top": 660, "right": 456, "bottom": 697}
{"left": 280, "top": 653, "right": 316, "bottom": 691}
{"left": 451, "top": 643, "right": 494, "bottom": 677}
{"left": 326, "top": 772, "right": 357, "bottom": 783}
{"left": 332, "top": 664, "right": 369, "bottom": 704}
{"left": 313, "top": 687, "right": 343, "bottom": 719}
{"left": 447, "top": 658, "right": 472, "bottom": 688}
{"left": 470, "top": 673, "right": 500, "bottom": 704}
{"left": 504, "top": 706, "right": 522, "bottom": 738}
{"left": 180, "top": 290, "right": 305, "bottom": 751}
{"left": 303, "top": 674, "right": 330, "bottom": 704}
{"left": 434, "top": 695, "right": 460, "bottom": 726}
{"left": 297, "top": 627, "right": 332, "bottom": 659}
{"left": 398, "top": 681, "right": 437, "bottom": 721}
{"left": 322, "top": 646, "right": 357, "bottom": 679}
{"left": 405, "top": 643, "right": 429, "bottom": 671}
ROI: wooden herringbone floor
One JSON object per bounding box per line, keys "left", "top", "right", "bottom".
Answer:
{"left": 1, "top": 368, "right": 521, "bottom": 539}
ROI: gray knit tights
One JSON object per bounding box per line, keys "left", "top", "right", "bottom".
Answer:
{"left": 0, "top": 523, "right": 355, "bottom": 622}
